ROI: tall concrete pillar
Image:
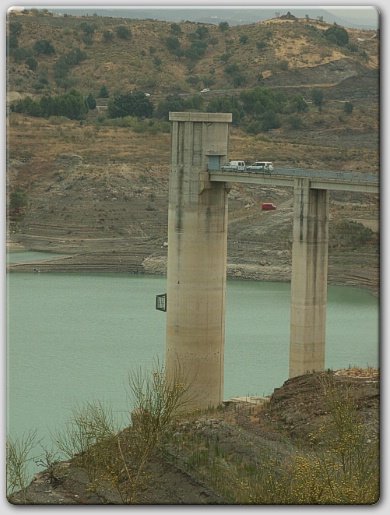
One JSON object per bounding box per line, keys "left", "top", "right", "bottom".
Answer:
{"left": 166, "top": 112, "right": 232, "bottom": 409}
{"left": 289, "top": 178, "right": 329, "bottom": 377}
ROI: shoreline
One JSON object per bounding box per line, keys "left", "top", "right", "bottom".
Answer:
{"left": 6, "top": 256, "right": 379, "bottom": 297}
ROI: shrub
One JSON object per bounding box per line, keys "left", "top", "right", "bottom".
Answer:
{"left": 8, "top": 34, "right": 19, "bottom": 52}
{"left": 256, "top": 40, "right": 267, "bottom": 50}
{"left": 232, "top": 73, "right": 246, "bottom": 87}
{"left": 289, "top": 94, "right": 309, "bottom": 113}
{"left": 9, "top": 21, "right": 23, "bottom": 37}
{"left": 116, "top": 25, "right": 132, "bottom": 40}
{"left": 10, "top": 47, "right": 33, "bottom": 63}
{"left": 344, "top": 101, "right": 354, "bottom": 114}
{"left": 9, "top": 189, "right": 28, "bottom": 211}
{"left": 324, "top": 25, "right": 349, "bottom": 46}
{"left": 218, "top": 21, "right": 229, "bottom": 32}
{"left": 170, "top": 23, "right": 182, "bottom": 36}
{"left": 102, "top": 30, "right": 114, "bottom": 43}
{"left": 287, "top": 115, "right": 304, "bottom": 130}
{"left": 79, "top": 22, "right": 95, "bottom": 35}
{"left": 98, "top": 85, "right": 109, "bottom": 98}
{"left": 330, "top": 220, "right": 374, "bottom": 248}
{"left": 279, "top": 60, "right": 289, "bottom": 71}
{"left": 6, "top": 431, "right": 37, "bottom": 498}
{"left": 184, "top": 40, "right": 208, "bottom": 60}
{"left": 194, "top": 26, "right": 209, "bottom": 40}
{"left": 25, "top": 56, "right": 38, "bottom": 71}
{"left": 186, "top": 75, "right": 200, "bottom": 86}
{"left": 82, "top": 32, "right": 93, "bottom": 46}
{"left": 33, "top": 39, "right": 55, "bottom": 55}
{"left": 224, "top": 63, "right": 240, "bottom": 75}
{"left": 153, "top": 56, "right": 162, "bottom": 68}
{"left": 239, "top": 35, "right": 249, "bottom": 44}
{"left": 165, "top": 36, "right": 181, "bottom": 55}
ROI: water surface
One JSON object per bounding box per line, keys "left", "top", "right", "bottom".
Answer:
{"left": 7, "top": 271, "right": 378, "bottom": 475}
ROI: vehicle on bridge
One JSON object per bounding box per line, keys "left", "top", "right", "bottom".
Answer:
{"left": 247, "top": 161, "right": 274, "bottom": 173}
{"left": 220, "top": 160, "right": 246, "bottom": 172}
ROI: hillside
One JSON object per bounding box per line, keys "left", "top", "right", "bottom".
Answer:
{"left": 7, "top": 10, "right": 378, "bottom": 96}
{"left": 6, "top": 10, "right": 379, "bottom": 291}
{"left": 9, "top": 369, "right": 379, "bottom": 504}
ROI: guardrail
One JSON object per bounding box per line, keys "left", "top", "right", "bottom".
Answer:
{"left": 209, "top": 167, "right": 379, "bottom": 193}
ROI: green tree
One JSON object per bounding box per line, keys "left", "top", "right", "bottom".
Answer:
{"left": 184, "top": 40, "right": 208, "bottom": 60}
{"left": 324, "top": 25, "right": 349, "bottom": 46}
{"left": 261, "top": 110, "right": 280, "bottom": 131}
{"left": 99, "top": 85, "right": 109, "bottom": 98}
{"left": 155, "top": 94, "right": 187, "bottom": 119}
{"left": 207, "top": 95, "right": 244, "bottom": 126}
{"left": 311, "top": 88, "right": 324, "bottom": 112}
{"left": 239, "top": 34, "right": 249, "bottom": 44}
{"left": 11, "top": 96, "right": 42, "bottom": 117}
{"left": 290, "top": 94, "right": 309, "bottom": 113}
{"left": 86, "top": 93, "right": 96, "bottom": 110}
{"left": 165, "top": 36, "right": 181, "bottom": 55}
{"left": 108, "top": 92, "right": 154, "bottom": 118}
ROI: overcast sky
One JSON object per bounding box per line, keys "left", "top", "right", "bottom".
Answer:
{"left": 324, "top": 7, "right": 379, "bottom": 27}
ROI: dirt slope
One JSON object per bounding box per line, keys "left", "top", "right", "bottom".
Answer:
{"left": 9, "top": 369, "right": 379, "bottom": 505}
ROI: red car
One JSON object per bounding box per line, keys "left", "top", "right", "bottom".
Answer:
{"left": 261, "top": 203, "right": 277, "bottom": 211}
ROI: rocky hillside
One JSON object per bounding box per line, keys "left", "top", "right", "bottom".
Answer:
{"left": 7, "top": 9, "right": 378, "bottom": 96}
{"left": 9, "top": 369, "right": 379, "bottom": 505}
{"left": 7, "top": 10, "right": 379, "bottom": 291}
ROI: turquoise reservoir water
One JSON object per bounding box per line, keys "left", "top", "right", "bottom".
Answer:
{"left": 7, "top": 272, "right": 379, "bottom": 473}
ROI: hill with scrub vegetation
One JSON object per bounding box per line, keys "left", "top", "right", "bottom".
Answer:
{"left": 6, "top": 8, "right": 379, "bottom": 291}
{"left": 8, "top": 368, "right": 379, "bottom": 505}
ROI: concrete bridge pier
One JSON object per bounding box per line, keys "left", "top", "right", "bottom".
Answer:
{"left": 166, "top": 112, "right": 232, "bottom": 409}
{"left": 289, "top": 178, "right": 329, "bottom": 377}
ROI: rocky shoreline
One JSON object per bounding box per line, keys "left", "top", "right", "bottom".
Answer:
{"left": 8, "top": 369, "right": 379, "bottom": 505}
{"left": 7, "top": 250, "right": 379, "bottom": 296}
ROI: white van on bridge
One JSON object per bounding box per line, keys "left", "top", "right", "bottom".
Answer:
{"left": 246, "top": 161, "right": 274, "bottom": 173}
{"left": 220, "top": 160, "right": 246, "bottom": 172}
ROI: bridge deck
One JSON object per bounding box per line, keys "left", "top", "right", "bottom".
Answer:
{"left": 209, "top": 167, "right": 379, "bottom": 194}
